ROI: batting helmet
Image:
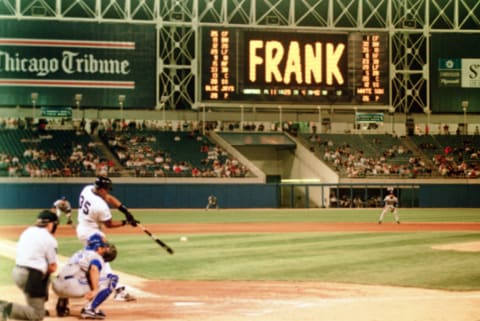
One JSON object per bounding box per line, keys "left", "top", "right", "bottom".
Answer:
{"left": 102, "top": 243, "right": 118, "bottom": 262}
{"left": 86, "top": 233, "right": 107, "bottom": 251}
{"left": 95, "top": 176, "right": 112, "bottom": 191}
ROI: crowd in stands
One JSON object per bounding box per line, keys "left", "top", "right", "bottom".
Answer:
{"left": 100, "top": 129, "right": 248, "bottom": 178}
{"left": 431, "top": 143, "right": 480, "bottom": 178}
{"left": 304, "top": 133, "right": 434, "bottom": 178}
{"left": 0, "top": 127, "right": 113, "bottom": 178}
{"left": 0, "top": 117, "right": 248, "bottom": 178}
{"left": 1, "top": 116, "right": 479, "bottom": 179}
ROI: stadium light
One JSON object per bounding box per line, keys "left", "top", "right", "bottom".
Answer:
{"left": 461, "top": 101, "right": 468, "bottom": 135}
{"left": 31, "top": 92, "right": 38, "bottom": 119}
{"left": 388, "top": 106, "right": 395, "bottom": 134}
{"left": 278, "top": 106, "right": 282, "bottom": 132}
{"left": 74, "top": 94, "right": 83, "bottom": 113}
{"left": 240, "top": 105, "right": 244, "bottom": 132}
{"left": 423, "top": 107, "right": 431, "bottom": 135}
{"left": 118, "top": 95, "right": 126, "bottom": 119}
{"left": 317, "top": 106, "right": 322, "bottom": 134}
{"left": 160, "top": 95, "right": 168, "bottom": 127}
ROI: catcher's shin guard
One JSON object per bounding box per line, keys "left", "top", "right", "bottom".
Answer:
{"left": 56, "top": 298, "right": 70, "bottom": 317}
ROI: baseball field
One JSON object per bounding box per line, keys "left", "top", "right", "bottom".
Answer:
{"left": 1, "top": 208, "right": 480, "bottom": 321}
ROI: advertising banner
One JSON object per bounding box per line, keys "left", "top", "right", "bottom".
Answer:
{"left": 0, "top": 20, "right": 156, "bottom": 108}
{"left": 431, "top": 34, "right": 480, "bottom": 113}
{"left": 355, "top": 112, "right": 384, "bottom": 123}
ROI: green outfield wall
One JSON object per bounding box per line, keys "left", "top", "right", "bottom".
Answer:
{"left": 0, "top": 181, "right": 478, "bottom": 209}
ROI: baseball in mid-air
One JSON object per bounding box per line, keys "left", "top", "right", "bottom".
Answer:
{"left": 180, "top": 236, "right": 188, "bottom": 242}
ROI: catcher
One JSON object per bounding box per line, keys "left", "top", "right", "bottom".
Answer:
{"left": 52, "top": 233, "right": 118, "bottom": 319}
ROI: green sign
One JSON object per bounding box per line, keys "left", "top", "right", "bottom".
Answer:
{"left": 41, "top": 107, "right": 72, "bottom": 118}
{"left": 355, "top": 112, "right": 384, "bottom": 123}
{"left": 0, "top": 20, "right": 156, "bottom": 108}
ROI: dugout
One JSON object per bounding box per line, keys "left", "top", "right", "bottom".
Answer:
{"left": 279, "top": 183, "right": 420, "bottom": 208}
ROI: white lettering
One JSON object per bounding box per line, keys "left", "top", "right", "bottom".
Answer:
{"left": 0, "top": 51, "right": 58, "bottom": 76}
{"left": 62, "top": 50, "right": 78, "bottom": 74}
{"left": 0, "top": 49, "right": 131, "bottom": 77}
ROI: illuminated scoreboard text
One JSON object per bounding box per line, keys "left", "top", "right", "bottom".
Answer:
{"left": 356, "top": 34, "right": 385, "bottom": 103}
{"left": 201, "top": 28, "right": 388, "bottom": 104}
{"left": 204, "top": 30, "right": 235, "bottom": 100}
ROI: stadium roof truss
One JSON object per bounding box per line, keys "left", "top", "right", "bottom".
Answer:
{"left": 1, "top": 0, "right": 480, "bottom": 113}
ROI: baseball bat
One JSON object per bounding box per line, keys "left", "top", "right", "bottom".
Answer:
{"left": 137, "top": 223, "right": 174, "bottom": 255}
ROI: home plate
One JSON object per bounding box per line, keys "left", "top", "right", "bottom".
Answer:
{"left": 174, "top": 301, "right": 205, "bottom": 306}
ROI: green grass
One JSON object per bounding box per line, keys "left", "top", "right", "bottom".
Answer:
{"left": 1, "top": 208, "right": 480, "bottom": 226}
{"left": 1, "top": 208, "right": 480, "bottom": 290}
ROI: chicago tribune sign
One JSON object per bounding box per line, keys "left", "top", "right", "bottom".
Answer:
{"left": 0, "top": 50, "right": 130, "bottom": 77}
{"left": 0, "top": 20, "right": 155, "bottom": 108}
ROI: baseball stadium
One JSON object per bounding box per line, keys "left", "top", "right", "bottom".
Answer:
{"left": 1, "top": 0, "right": 480, "bottom": 321}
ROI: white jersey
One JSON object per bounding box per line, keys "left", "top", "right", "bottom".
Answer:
{"left": 53, "top": 248, "right": 109, "bottom": 298}
{"left": 383, "top": 194, "right": 398, "bottom": 208}
{"left": 16, "top": 226, "right": 58, "bottom": 274}
{"left": 59, "top": 249, "right": 107, "bottom": 283}
{"left": 76, "top": 184, "right": 112, "bottom": 243}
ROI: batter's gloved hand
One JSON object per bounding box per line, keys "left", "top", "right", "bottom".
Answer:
{"left": 118, "top": 204, "right": 140, "bottom": 227}
{"left": 128, "top": 218, "right": 140, "bottom": 227}
{"left": 124, "top": 213, "right": 139, "bottom": 227}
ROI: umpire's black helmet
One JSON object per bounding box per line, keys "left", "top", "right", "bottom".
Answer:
{"left": 36, "top": 210, "right": 59, "bottom": 227}
{"left": 95, "top": 176, "right": 112, "bottom": 191}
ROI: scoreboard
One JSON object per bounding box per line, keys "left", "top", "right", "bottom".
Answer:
{"left": 201, "top": 28, "right": 389, "bottom": 105}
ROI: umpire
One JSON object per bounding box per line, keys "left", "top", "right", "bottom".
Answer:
{"left": 0, "top": 210, "right": 59, "bottom": 321}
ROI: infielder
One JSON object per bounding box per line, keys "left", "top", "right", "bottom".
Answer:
{"left": 378, "top": 191, "right": 400, "bottom": 224}
{"left": 0, "top": 210, "right": 58, "bottom": 321}
{"left": 52, "top": 196, "right": 73, "bottom": 224}
{"left": 76, "top": 176, "right": 139, "bottom": 302}
{"left": 52, "top": 233, "right": 118, "bottom": 319}
{"left": 206, "top": 195, "right": 218, "bottom": 210}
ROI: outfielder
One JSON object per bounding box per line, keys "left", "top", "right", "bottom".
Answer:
{"left": 52, "top": 234, "right": 118, "bottom": 319}
{"left": 52, "top": 196, "right": 73, "bottom": 224}
{"left": 0, "top": 210, "right": 59, "bottom": 321}
{"left": 76, "top": 176, "right": 139, "bottom": 302}
{"left": 378, "top": 191, "right": 400, "bottom": 224}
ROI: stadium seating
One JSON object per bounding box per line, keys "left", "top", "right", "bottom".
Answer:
{"left": 0, "top": 129, "right": 105, "bottom": 177}
{"left": 299, "top": 133, "right": 431, "bottom": 178}
{"left": 1, "top": 123, "right": 477, "bottom": 179}
{"left": 99, "top": 129, "right": 248, "bottom": 178}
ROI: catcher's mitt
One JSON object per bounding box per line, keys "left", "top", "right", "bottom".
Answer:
{"left": 103, "top": 243, "right": 117, "bottom": 262}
